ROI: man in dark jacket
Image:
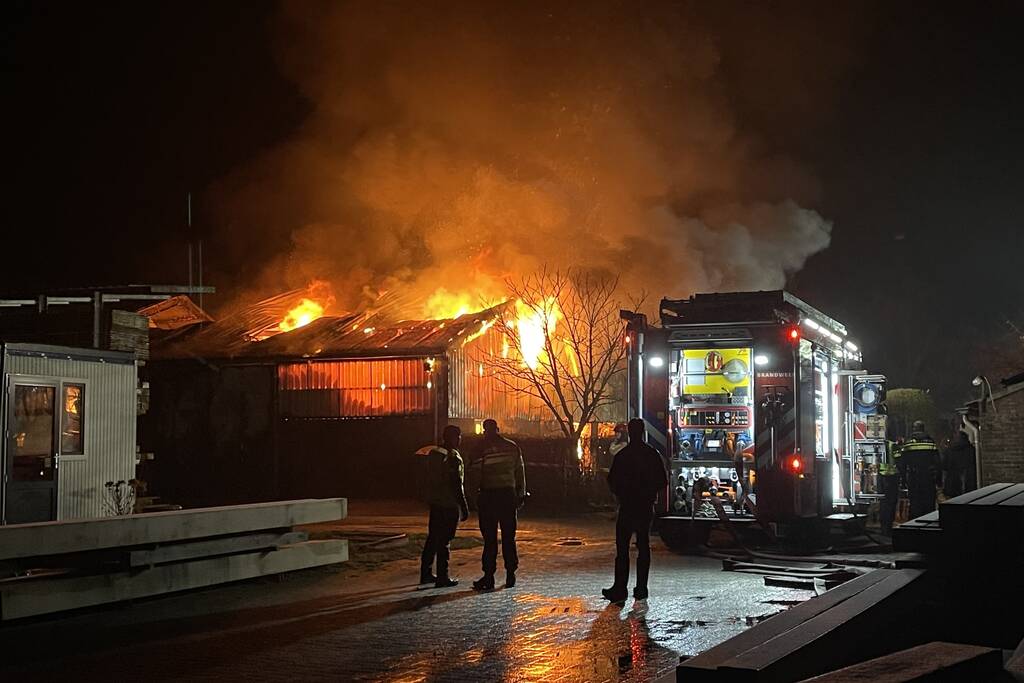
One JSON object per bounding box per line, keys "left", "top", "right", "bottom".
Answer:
{"left": 942, "top": 430, "right": 976, "bottom": 498}
{"left": 603, "top": 418, "right": 669, "bottom": 602}
{"left": 420, "top": 425, "right": 470, "bottom": 588}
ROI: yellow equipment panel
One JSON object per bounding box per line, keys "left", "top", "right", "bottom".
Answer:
{"left": 682, "top": 348, "right": 751, "bottom": 394}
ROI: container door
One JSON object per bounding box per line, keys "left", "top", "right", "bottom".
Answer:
{"left": 4, "top": 381, "right": 59, "bottom": 524}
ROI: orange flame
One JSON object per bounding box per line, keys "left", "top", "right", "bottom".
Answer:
{"left": 279, "top": 298, "right": 325, "bottom": 332}
{"left": 423, "top": 288, "right": 479, "bottom": 320}
{"left": 421, "top": 288, "right": 563, "bottom": 372}
{"left": 515, "top": 298, "right": 560, "bottom": 370}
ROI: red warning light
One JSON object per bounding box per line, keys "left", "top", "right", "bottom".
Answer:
{"left": 787, "top": 327, "right": 801, "bottom": 343}
{"left": 789, "top": 456, "right": 802, "bottom": 472}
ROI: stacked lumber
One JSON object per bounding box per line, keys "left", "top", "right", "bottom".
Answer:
{"left": 801, "top": 641, "right": 1003, "bottom": 682}
{"left": 676, "top": 569, "right": 926, "bottom": 682}
{"left": 0, "top": 498, "right": 348, "bottom": 620}
{"left": 893, "top": 483, "right": 1024, "bottom": 562}
{"left": 890, "top": 510, "right": 942, "bottom": 554}
{"left": 109, "top": 309, "right": 150, "bottom": 359}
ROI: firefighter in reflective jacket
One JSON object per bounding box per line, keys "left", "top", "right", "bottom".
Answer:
{"left": 879, "top": 439, "right": 900, "bottom": 535}
{"left": 472, "top": 419, "right": 526, "bottom": 591}
{"left": 420, "top": 425, "right": 469, "bottom": 588}
{"left": 895, "top": 421, "right": 942, "bottom": 519}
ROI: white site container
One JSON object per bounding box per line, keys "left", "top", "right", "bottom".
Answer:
{"left": 1, "top": 343, "right": 137, "bottom": 524}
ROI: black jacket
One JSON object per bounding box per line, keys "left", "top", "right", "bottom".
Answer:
{"left": 607, "top": 441, "right": 669, "bottom": 509}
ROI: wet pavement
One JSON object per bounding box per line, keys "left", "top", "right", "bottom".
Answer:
{"left": 1, "top": 505, "right": 814, "bottom": 682}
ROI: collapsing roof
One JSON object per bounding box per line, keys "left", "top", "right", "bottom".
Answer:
{"left": 252, "top": 307, "right": 500, "bottom": 359}
{"left": 150, "top": 290, "right": 503, "bottom": 361}
{"left": 138, "top": 296, "right": 214, "bottom": 331}
{"left": 151, "top": 289, "right": 316, "bottom": 358}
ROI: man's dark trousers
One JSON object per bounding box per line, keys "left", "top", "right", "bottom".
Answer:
{"left": 879, "top": 474, "right": 898, "bottom": 534}
{"left": 421, "top": 505, "right": 460, "bottom": 579}
{"left": 613, "top": 505, "right": 653, "bottom": 591}
{"left": 478, "top": 488, "right": 518, "bottom": 575}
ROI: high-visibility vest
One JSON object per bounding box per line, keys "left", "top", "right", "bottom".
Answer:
{"left": 477, "top": 436, "right": 526, "bottom": 494}
{"left": 879, "top": 440, "right": 899, "bottom": 475}
{"left": 894, "top": 437, "right": 940, "bottom": 476}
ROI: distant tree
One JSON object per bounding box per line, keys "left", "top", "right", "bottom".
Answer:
{"left": 887, "top": 388, "right": 941, "bottom": 440}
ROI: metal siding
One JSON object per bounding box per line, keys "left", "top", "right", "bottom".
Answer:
{"left": 278, "top": 359, "right": 432, "bottom": 417}
{"left": 4, "top": 353, "right": 136, "bottom": 520}
{"left": 448, "top": 326, "right": 546, "bottom": 423}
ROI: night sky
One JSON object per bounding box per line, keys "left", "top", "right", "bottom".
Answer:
{"left": 3, "top": 1, "right": 1022, "bottom": 411}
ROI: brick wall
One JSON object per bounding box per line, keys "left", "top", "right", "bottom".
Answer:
{"left": 980, "top": 386, "right": 1024, "bottom": 485}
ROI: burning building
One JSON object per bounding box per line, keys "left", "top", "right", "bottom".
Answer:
{"left": 143, "top": 289, "right": 589, "bottom": 507}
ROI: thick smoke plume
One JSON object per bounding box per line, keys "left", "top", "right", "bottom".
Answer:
{"left": 214, "top": 2, "right": 836, "bottom": 317}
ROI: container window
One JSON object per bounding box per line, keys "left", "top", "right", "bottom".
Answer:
{"left": 61, "top": 383, "right": 85, "bottom": 455}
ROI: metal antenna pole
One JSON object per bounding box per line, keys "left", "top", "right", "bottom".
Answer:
{"left": 198, "top": 239, "right": 204, "bottom": 311}
{"left": 186, "top": 193, "right": 193, "bottom": 295}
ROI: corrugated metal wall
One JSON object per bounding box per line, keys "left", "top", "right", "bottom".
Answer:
{"left": 4, "top": 351, "right": 136, "bottom": 520}
{"left": 448, "top": 327, "right": 549, "bottom": 423}
{"left": 278, "top": 359, "right": 432, "bottom": 417}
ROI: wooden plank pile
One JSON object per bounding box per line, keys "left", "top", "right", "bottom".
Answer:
{"left": 678, "top": 484, "right": 1024, "bottom": 682}
{"left": 800, "top": 641, "right": 1003, "bottom": 682}
{"left": 109, "top": 309, "right": 150, "bottom": 359}
{"left": 0, "top": 498, "right": 348, "bottom": 620}
{"left": 676, "top": 569, "right": 926, "bottom": 682}
{"left": 893, "top": 482, "right": 1024, "bottom": 562}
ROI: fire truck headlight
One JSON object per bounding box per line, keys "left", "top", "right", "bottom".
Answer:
{"left": 754, "top": 354, "right": 769, "bottom": 366}
{"left": 648, "top": 355, "right": 665, "bottom": 368}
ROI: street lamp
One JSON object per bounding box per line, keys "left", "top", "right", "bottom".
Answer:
{"left": 973, "top": 375, "right": 998, "bottom": 415}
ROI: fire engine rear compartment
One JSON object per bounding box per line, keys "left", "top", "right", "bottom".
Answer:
{"left": 627, "top": 291, "right": 882, "bottom": 548}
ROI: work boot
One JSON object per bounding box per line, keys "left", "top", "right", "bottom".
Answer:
{"left": 419, "top": 571, "right": 437, "bottom": 585}
{"left": 633, "top": 586, "right": 649, "bottom": 600}
{"left": 472, "top": 574, "right": 495, "bottom": 591}
{"left": 505, "top": 571, "right": 516, "bottom": 588}
{"left": 602, "top": 587, "right": 628, "bottom": 603}
{"left": 435, "top": 577, "right": 459, "bottom": 588}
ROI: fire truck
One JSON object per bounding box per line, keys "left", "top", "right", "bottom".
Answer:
{"left": 622, "top": 291, "right": 889, "bottom": 546}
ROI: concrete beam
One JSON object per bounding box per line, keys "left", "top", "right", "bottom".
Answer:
{"left": 128, "top": 531, "right": 308, "bottom": 567}
{"left": 0, "top": 540, "right": 348, "bottom": 620}
{"left": 0, "top": 499, "right": 347, "bottom": 561}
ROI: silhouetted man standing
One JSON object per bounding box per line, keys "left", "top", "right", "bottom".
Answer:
{"left": 472, "top": 419, "right": 526, "bottom": 590}
{"left": 942, "top": 430, "right": 976, "bottom": 498}
{"left": 603, "top": 418, "right": 668, "bottom": 602}
{"left": 420, "top": 425, "right": 469, "bottom": 588}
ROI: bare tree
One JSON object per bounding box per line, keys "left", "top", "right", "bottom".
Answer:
{"left": 480, "top": 268, "right": 637, "bottom": 447}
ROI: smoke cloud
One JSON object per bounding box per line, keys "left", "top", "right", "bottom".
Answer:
{"left": 213, "top": 1, "right": 840, "bottom": 317}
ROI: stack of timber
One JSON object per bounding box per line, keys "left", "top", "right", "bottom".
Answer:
{"left": 676, "top": 569, "right": 927, "bottom": 682}
{"left": 893, "top": 482, "right": 1024, "bottom": 562}
{"left": 109, "top": 309, "right": 150, "bottom": 359}
{"left": 800, "top": 641, "right": 1004, "bottom": 682}
{"left": 0, "top": 498, "right": 347, "bottom": 620}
